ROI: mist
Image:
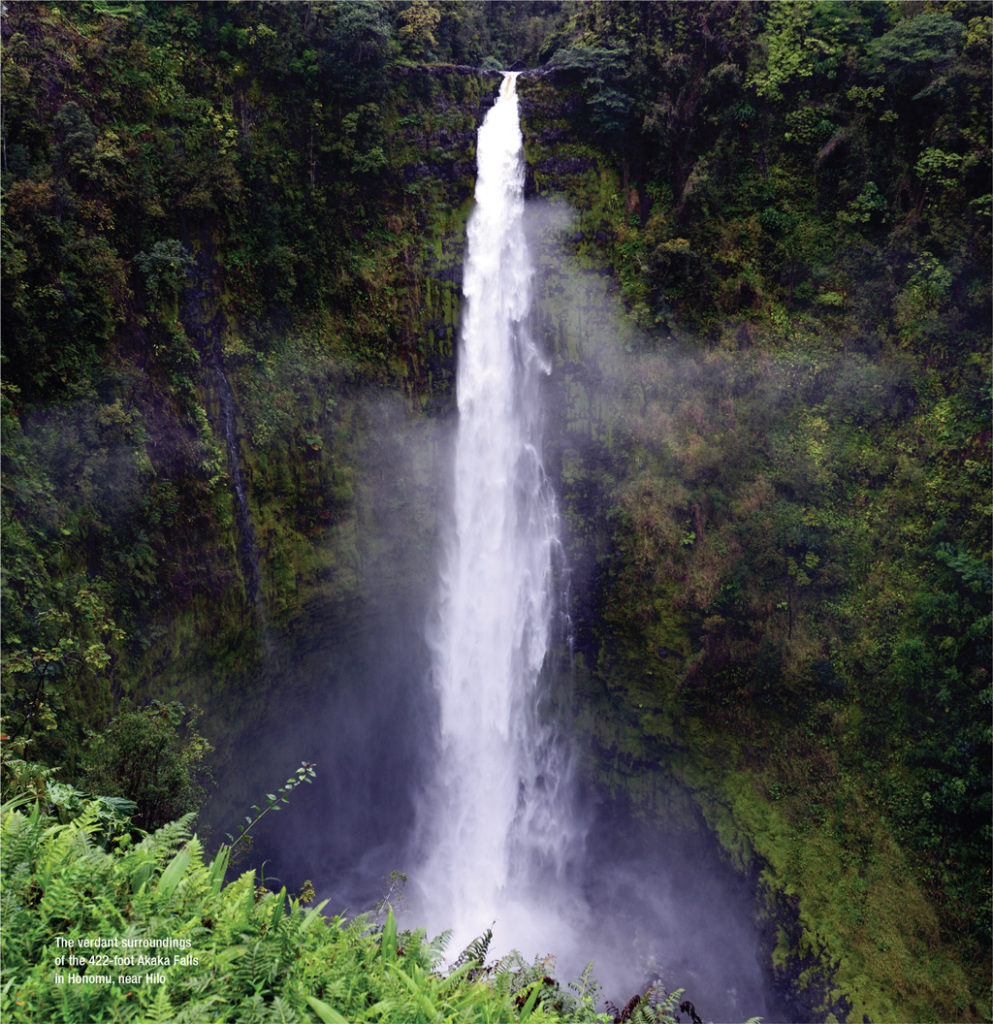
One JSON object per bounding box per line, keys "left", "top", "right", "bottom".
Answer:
{"left": 206, "top": 189, "right": 805, "bottom": 1022}
{"left": 206, "top": 151, "right": 925, "bottom": 1017}
{"left": 212, "top": 389, "right": 449, "bottom": 912}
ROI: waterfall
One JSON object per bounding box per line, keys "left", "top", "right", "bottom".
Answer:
{"left": 415, "top": 72, "right": 576, "bottom": 956}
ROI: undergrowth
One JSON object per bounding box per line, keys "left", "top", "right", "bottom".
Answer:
{"left": 0, "top": 794, "right": 733, "bottom": 1024}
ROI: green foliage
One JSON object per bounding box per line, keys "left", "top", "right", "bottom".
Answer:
{"left": 398, "top": 1, "right": 442, "bottom": 58}
{"left": 414, "top": 1, "right": 566, "bottom": 68}
{"left": 0, "top": 799, "right": 653, "bottom": 1024}
{"left": 134, "top": 239, "right": 193, "bottom": 306}
{"left": 888, "top": 538, "right": 993, "bottom": 943}
{"left": 82, "top": 702, "right": 213, "bottom": 833}
{"left": 1, "top": 563, "right": 126, "bottom": 770}
{"left": 529, "top": 101, "right": 989, "bottom": 1008}
{"left": 0, "top": 754, "right": 137, "bottom": 850}
{"left": 749, "top": 1, "right": 865, "bottom": 102}
{"left": 226, "top": 761, "right": 317, "bottom": 854}
{"left": 549, "top": 44, "right": 632, "bottom": 139}
{"left": 863, "top": 11, "right": 965, "bottom": 96}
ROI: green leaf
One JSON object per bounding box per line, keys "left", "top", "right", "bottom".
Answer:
{"left": 387, "top": 964, "right": 440, "bottom": 1020}
{"left": 207, "top": 844, "right": 231, "bottom": 895}
{"left": 300, "top": 899, "right": 330, "bottom": 933}
{"left": 517, "top": 981, "right": 542, "bottom": 1022}
{"left": 305, "top": 995, "right": 350, "bottom": 1024}
{"left": 381, "top": 906, "right": 397, "bottom": 962}
{"left": 155, "top": 843, "right": 192, "bottom": 898}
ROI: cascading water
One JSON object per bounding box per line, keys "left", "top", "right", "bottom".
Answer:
{"left": 252, "top": 69, "right": 777, "bottom": 1020}
{"left": 244, "top": 70, "right": 777, "bottom": 1020}
{"left": 414, "top": 72, "right": 577, "bottom": 956}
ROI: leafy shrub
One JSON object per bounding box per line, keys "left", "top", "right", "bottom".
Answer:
{"left": 81, "top": 702, "right": 212, "bottom": 832}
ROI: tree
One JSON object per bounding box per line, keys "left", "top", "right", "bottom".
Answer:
{"left": 549, "top": 43, "right": 632, "bottom": 141}
{"left": 398, "top": 0, "right": 442, "bottom": 59}
{"left": 82, "top": 701, "right": 213, "bottom": 832}
{"left": 863, "top": 11, "right": 965, "bottom": 98}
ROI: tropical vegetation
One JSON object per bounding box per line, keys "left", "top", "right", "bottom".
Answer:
{"left": 2, "top": 2, "right": 989, "bottom": 1021}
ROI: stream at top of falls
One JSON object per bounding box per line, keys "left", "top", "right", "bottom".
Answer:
{"left": 232, "top": 72, "right": 779, "bottom": 1023}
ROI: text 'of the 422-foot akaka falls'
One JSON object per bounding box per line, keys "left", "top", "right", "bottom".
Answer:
{"left": 413, "top": 72, "right": 577, "bottom": 959}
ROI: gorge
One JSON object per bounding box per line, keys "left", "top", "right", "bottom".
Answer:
{"left": 237, "top": 71, "right": 777, "bottom": 1021}
{"left": 2, "top": 4, "right": 989, "bottom": 1023}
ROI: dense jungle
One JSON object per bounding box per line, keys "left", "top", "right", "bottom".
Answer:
{"left": 1, "top": 2, "right": 990, "bottom": 1023}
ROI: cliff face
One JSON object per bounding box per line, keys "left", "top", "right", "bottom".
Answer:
{"left": 1, "top": 6, "right": 490, "bottom": 684}
{"left": 517, "top": 63, "right": 989, "bottom": 1022}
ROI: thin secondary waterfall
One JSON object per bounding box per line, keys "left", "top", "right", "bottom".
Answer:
{"left": 416, "top": 72, "right": 574, "bottom": 954}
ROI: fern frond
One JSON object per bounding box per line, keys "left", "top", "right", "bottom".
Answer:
{"left": 144, "top": 979, "right": 176, "bottom": 1024}
{"left": 170, "top": 994, "right": 225, "bottom": 1023}
{"left": 428, "top": 928, "right": 452, "bottom": 962}
{"left": 387, "top": 961, "right": 443, "bottom": 1020}
{"left": 0, "top": 792, "right": 36, "bottom": 816}
{"left": 492, "top": 950, "right": 527, "bottom": 976}
{"left": 621, "top": 985, "right": 686, "bottom": 1024}
{"left": 452, "top": 927, "right": 493, "bottom": 971}
{"left": 266, "top": 995, "right": 302, "bottom": 1023}
{"left": 134, "top": 813, "right": 195, "bottom": 861}
{"left": 1, "top": 806, "right": 44, "bottom": 873}
{"left": 436, "top": 958, "right": 479, "bottom": 995}
{"left": 234, "top": 992, "right": 270, "bottom": 1024}
{"left": 517, "top": 980, "right": 543, "bottom": 1022}
{"left": 567, "top": 960, "right": 604, "bottom": 1016}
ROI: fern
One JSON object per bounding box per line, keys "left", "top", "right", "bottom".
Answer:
{"left": 133, "top": 812, "right": 195, "bottom": 860}
{"left": 144, "top": 981, "right": 176, "bottom": 1024}
{"left": 170, "top": 995, "right": 225, "bottom": 1023}
{"left": 451, "top": 927, "right": 493, "bottom": 972}
{"left": 270, "top": 995, "right": 304, "bottom": 1023}
{"left": 0, "top": 801, "right": 43, "bottom": 871}
{"left": 428, "top": 928, "right": 453, "bottom": 961}
{"left": 1, "top": 799, "right": 722, "bottom": 1024}
{"left": 566, "top": 961, "right": 606, "bottom": 1021}
{"left": 623, "top": 987, "right": 685, "bottom": 1024}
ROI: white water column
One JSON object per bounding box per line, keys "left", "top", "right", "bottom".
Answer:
{"left": 417, "top": 72, "right": 575, "bottom": 954}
